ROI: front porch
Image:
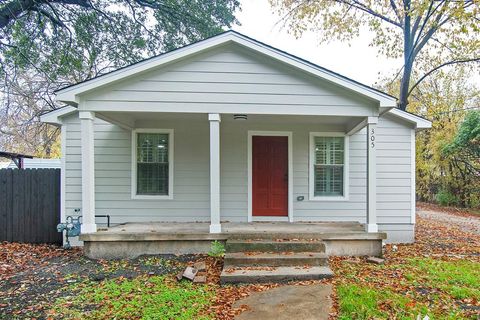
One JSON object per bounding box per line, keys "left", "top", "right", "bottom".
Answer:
{"left": 80, "top": 221, "right": 386, "bottom": 259}
{"left": 76, "top": 111, "right": 382, "bottom": 234}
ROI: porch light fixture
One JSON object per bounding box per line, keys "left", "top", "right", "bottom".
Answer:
{"left": 234, "top": 114, "right": 248, "bottom": 120}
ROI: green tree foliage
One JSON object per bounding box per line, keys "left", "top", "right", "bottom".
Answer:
{"left": 270, "top": 0, "right": 480, "bottom": 110}
{"left": 444, "top": 110, "right": 480, "bottom": 162}
{"left": 0, "top": 0, "right": 240, "bottom": 156}
{"left": 411, "top": 70, "right": 479, "bottom": 208}
{"left": 0, "top": 1, "right": 240, "bottom": 82}
{"left": 440, "top": 110, "right": 480, "bottom": 207}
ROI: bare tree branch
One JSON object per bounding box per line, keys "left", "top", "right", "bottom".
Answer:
{"left": 409, "top": 57, "right": 480, "bottom": 96}
{"left": 336, "top": 0, "right": 402, "bottom": 27}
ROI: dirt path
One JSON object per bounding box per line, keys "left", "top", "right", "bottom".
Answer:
{"left": 417, "top": 208, "right": 480, "bottom": 235}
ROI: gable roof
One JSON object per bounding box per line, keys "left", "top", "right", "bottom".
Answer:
{"left": 55, "top": 30, "right": 397, "bottom": 109}
{"left": 388, "top": 108, "right": 432, "bottom": 129}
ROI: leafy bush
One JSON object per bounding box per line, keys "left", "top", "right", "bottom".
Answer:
{"left": 436, "top": 189, "right": 459, "bottom": 206}
{"left": 208, "top": 241, "right": 225, "bottom": 257}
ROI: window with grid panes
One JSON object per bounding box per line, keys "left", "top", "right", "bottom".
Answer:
{"left": 313, "top": 136, "right": 344, "bottom": 196}
{"left": 136, "top": 133, "right": 169, "bottom": 195}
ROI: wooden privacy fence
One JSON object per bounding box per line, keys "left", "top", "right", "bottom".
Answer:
{"left": 0, "top": 168, "right": 62, "bottom": 244}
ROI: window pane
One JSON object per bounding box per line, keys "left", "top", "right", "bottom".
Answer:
{"left": 314, "top": 136, "right": 344, "bottom": 196}
{"left": 314, "top": 137, "right": 328, "bottom": 164}
{"left": 137, "top": 133, "right": 169, "bottom": 195}
{"left": 314, "top": 165, "right": 344, "bottom": 196}
{"left": 330, "top": 137, "right": 344, "bottom": 165}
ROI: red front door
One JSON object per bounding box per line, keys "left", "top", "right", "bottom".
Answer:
{"left": 252, "top": 136, "right": 288, "bottom": 216}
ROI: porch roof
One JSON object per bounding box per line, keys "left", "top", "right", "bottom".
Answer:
{"left": 41, "top": 106, "right": 431, "bottom": 131}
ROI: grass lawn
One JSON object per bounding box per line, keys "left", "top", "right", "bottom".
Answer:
{"left": 0, "top": 249, "right": 222, "bottom": 320}
{"left": 331, "top": 215, "right": 480, "bottom": 319}
{"left": 335, "top": 258, "right": 479, "bottom": 319}
{"left": 50, "top": 275, "right": 215, "bottom": 319}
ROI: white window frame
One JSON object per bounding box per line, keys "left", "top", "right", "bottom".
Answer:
{"left": 131, "top": 128, "right": 174, "bottom": 200}
{"left": 309, "top": 132, "right": 349, "bottom": 201}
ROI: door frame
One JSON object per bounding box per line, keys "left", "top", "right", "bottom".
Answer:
{"left": 247, "top": 131, "right": 293, "bottom": 222}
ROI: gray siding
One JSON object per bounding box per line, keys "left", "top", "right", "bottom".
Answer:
{"left": 63, "top": 114, "right": 211, "bottom": 223}
{"left": 377, "top": 114, "right": 414, "bottom": 224}
{"left": 81, "top": 45, "right": 377, "bottom": 116}
{"left": 221, "top": 121, "right": 366, "bottom": 221}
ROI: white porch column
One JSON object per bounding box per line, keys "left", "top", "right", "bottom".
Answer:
{"left": 79, "top": 111, "right": 97, "bottom": 233}
{"left": 366, "top": 117, "right": 378, "bottom": 232}
{"left": 209, "top": 113, "right": 221, "bottom": 233}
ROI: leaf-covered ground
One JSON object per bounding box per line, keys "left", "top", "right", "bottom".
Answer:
{"left": 0, "top": 206, "right": 479, "bottom": 319}
{"left": 330, "top": 213, "right": 480, "bottom": 319}
{"left": 0, "top": 245, "right": 217, "bottom": 319}
{"left": 209, "top": 210, "right": 480, "bottom": 319}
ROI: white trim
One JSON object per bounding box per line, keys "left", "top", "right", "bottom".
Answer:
{"left": 40, "top": 106, "right": 77, "bottom": 125}
{"left": 131, "top": 128, "right": 174, "bottom": 200}
{"left": 209, "top": 113, "right": 221, "bottom": 234}
{"left": 79, "top": 110, "right": 95, "bottom": 120}
{"left": 253, "top": 216, "right": 289, "bottom": 222}
{"left": 80, "top": 111, "right": 97, "bottom": 234}
{"left": 56, "top": 31, "right": 396, "bottom": 108}
{"left": 60, "top": 124, "right": 67, "bottom": 244}
{"left": 411, "top": 130, "right": 416, "bottom": 224}
{"left": 247, "top": 131, "right": 293, "bottom": 223}
{"left": 387, "top": 109, "right": 432, "bottom": 130}
{"left": 366, "top": 122, "right": 377, "bottom": 232}
{"left": 96, "top": 112, "right": 133, "bottom": 130}
{"left": 208, "top": 113, "right": 221, "bottom": 121}
{"left": 82, "top": 101, "right": 379, "bottom": 117}
{"left": 309, "top": 132, "right": 350, "bottom": 201}
{"left": 347, "top": 118, "right": 367, "bottom": 136}
{"left": 367, "top": 116, "right": 378, "bottom": 124}
{"left": 209, "top": 224, "right": 221, "bottom": 233}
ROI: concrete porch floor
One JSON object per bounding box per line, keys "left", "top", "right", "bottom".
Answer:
{"left": 80, "top": 222, "right": 386, "bottom": 259}
{"left": 83, "top": 221, "right": 384, "bottom": 240}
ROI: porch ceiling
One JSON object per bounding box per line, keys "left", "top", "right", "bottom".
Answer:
{"left": 96, "top": 111, "right": 365, "bottom": 132}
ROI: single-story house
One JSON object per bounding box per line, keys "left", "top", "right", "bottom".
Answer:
{"left": 41, "top": 31, "right": 431, "bottom": 258}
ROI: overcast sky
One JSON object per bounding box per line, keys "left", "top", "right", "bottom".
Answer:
{"left": 232, "top": 0, "right": 403, "bottom": 87}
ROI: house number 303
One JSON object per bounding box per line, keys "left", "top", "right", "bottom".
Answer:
{"left": 370, "top": 128, "right": 375, "bottom": 148}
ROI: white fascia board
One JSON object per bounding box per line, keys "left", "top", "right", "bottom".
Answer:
{"left": 55, "top": 31, "right": 397, "bottom": 108}
{"left": 387, "top": 108, "right": 432, "bottom": 130}
{"left": 40, "top": 106, "right": 77, "bottom": 125}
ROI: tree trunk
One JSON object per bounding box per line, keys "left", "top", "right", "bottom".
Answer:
{"left": 399, "top": 0, "right": 413, "bottom": 111}
{"left": 398, "top": 60, "right": 413, "bottom": 111}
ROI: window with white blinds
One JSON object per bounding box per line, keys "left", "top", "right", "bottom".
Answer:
{"left": 133, "top": 130, "right": 173, "bottom": 198}
{"left": 312, "top": 135, "right": 346, "bottom": 197}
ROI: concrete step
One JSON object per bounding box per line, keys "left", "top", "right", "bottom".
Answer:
{"left": 220, "top": 266, "right": 334, "bottom": 284}
{"left": 226, "top": 239, "right": 326, "bottom": 253}
{"left": 224, "top": 252, "right": 328, "bottom": 267}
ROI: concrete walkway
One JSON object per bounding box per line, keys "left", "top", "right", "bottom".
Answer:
{"left": 233, "top": 284, "right": 332, "bottom": 320}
